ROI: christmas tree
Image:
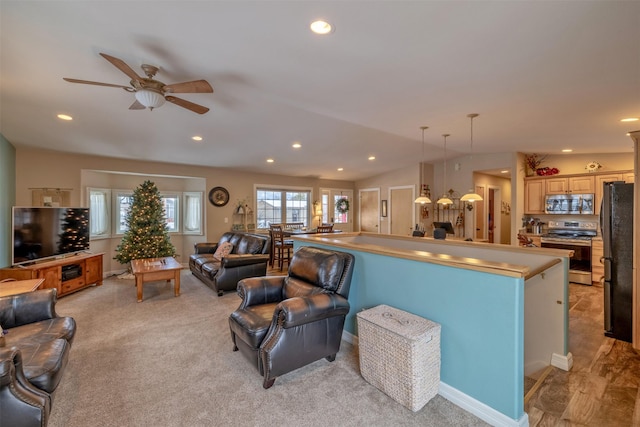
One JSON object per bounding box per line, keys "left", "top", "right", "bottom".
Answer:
{"left": 114, "top": 180, "right": 176, "bottom": 264}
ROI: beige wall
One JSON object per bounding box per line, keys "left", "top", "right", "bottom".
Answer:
{"left": 540, "top": 153, "right": 633, "bottom": 175}
{"left": 354, "top": 162, "right": 433, "bottom": 233}
{"left": 15, "top": 147, "right": 353, "bottom": 273}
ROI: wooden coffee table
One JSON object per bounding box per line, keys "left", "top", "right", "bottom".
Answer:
{"left": 130, "top": 257, "right": 182, "bottom": 302}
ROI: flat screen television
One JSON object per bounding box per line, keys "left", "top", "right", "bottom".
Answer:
{"left": 433, "top": 221, "right": 455, "bottom": 235}
{"left": 12, "top": 207, "right": 90, "bottom": 266}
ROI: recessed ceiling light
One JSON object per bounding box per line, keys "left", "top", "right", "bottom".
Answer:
{"left": 310, "top": 20, "right": 333, "bottom": 35}
{"left": 337, "top": 167, "right": 344, "bottom": 171}
{"left": 192, "top": 136, "right": 203, "bottom": 141}
{"left": 620, "top": 117, "right": 639, "bottom": 122}
{"left": 292, "top": 142, "right": 301, "bottom": 148}
{"left": 561, "top": 149, "right": 573, "bottom": 153}
{"left": 368, "top": 156, "right": 376, "bottom": 161}
{"left": 500, "top": 170, "right": 509, "bottom": 174}
{"left": 57, "top": 114, "right": 73, "bottom": 121}
{"left": 266, "top": 158, "right": 274, "bottom": 163}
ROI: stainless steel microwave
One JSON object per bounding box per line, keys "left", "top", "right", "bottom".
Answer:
{"left": 544, "top": 193, "right": 594, "bottom": 215}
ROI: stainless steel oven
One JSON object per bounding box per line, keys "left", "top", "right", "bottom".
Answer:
{"left": 540, "top": 220, "right": 597, "bottom": 285}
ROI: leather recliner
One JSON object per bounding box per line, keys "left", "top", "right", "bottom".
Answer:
{"left": 228, "top": 246, "right": 355, "bottom": 389}
{"left": 0, "top": 288, "right": 76, "bottom": 427}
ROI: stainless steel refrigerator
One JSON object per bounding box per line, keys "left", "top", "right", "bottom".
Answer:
{"left": 601, "top": 181, "right": 634, "bottom": 342}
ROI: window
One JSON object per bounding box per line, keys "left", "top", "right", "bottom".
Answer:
{"left": 161, "top": 194, "right": 180, "bottom": 233}
{"left": 89, "top": 187, "right": 202, "bottom": 237}
{"left": 183, "top": 192, "right": 202, "bottom": 234}
{"left": 88, "top": 188, "right": 111, "bottom": 238}
{"left": 114, "top": 191, "right": 133, "bottom": 235}
{"left": 256, "top": 187, "right": 311, "bottom": 229}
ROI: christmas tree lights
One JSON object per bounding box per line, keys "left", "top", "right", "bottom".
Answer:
{"left": 114, "top": 180, "right": 176, "bottom": 265}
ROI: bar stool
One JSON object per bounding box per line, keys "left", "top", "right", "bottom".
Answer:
{"left": 270, "top": 224, "right": 294, "bottom": 271}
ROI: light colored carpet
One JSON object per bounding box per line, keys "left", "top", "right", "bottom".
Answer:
{"left": 49, "top": 271, "right": 489, "bottom": 427}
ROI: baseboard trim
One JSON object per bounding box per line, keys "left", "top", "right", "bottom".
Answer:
{"left": 551, "top": 352, "right": 573, "bottom": 371}
{"left": 344, "top": 330, "right": 528, "bottom": 427}
{"left": 439, "top": 383, "right": 529, "bottom": 427}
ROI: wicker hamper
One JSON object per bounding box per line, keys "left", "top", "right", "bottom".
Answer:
{"left": 356, "top": 304, "right": 441, "bottom": 412}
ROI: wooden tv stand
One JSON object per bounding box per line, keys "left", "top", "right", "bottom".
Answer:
{"left": 0, "top": 253, "right": 103, "bottom": 297}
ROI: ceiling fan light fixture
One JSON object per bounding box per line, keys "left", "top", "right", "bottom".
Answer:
{"left": 135, "top": 89, "right": 166, "bottom": 109}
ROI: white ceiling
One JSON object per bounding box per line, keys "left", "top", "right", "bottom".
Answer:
{"left": 1, "top": 1, "right": 638, "bottom": 181}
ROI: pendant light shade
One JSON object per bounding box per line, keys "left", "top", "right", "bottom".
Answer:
{"left": 437, "top": 134, "right": 453, "bottom": 205}
{"left": 414, "top": 126, "right": 432, "bottom": 204}
{"left": 461, "top": 113, "right": 483, "bottom": 202}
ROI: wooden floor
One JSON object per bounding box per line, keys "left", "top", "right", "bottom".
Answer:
{"left": 525, "top": 283, "right": 640, "bottom": 426}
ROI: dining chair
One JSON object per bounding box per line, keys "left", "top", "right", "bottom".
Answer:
{"left": 316, "top": 224, "right": 333, "bottom": 233}
{"left": 270, "top": 224, "right": 294, "bottom": 271}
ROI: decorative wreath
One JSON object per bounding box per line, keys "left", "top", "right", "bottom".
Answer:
{"left": 336, "top": 198, "right": 349, "bottom": 214}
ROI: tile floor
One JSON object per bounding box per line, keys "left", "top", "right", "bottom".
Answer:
{"left": 525, "top": 283, "right": 640, "bottom": 426}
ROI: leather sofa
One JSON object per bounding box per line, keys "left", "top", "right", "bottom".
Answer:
{"left": 229, "top": 246, "right": 355, "bottom": 388}
{"left": 189, "top": 232, "right": 271, "bottom": 296}
{"left": 0, "top": 288, "right": 76, "bottom": 427}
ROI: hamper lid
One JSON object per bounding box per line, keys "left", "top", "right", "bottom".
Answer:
{"left": 357, "top": 304, "right": 440, "bottom": 341}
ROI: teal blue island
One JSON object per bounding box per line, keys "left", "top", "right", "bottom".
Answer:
{"left": 292, "top": 233, "right": 572, "bottom": 427}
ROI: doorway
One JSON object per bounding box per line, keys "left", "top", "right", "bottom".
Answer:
{"left": 390, "top": 186, "right": 414, "bottom": 236}
{"left": 359, "top": 188, "right": 379, "bottom": 233}
{"left": 319, "top": 188, "right": 354, "bottom": 232}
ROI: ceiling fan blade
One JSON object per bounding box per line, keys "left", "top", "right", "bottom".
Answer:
{"left": 129, "top": 100, "right": 146, "bottom": 110}
{"left": 99, "top": 53, "right": 143, "bottom": 83}
{"left": 63, "top": 78, "right": 132, "bottom": 90}
{"left": 165, "top": 96, "right": 209, "bottom": 114}
{"left": 163, "top": 80, "right": 213, "bottom": 94}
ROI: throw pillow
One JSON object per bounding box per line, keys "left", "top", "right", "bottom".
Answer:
{"left": 213, "top": 242, "right": 233, "bottom": 260}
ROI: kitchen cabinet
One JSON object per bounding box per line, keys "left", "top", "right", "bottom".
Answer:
{"left": 591, "top": 238, "right": 604, "bottom": 285}
{"left": 594, "top": 173, "right": 623, "bottom": 215}
{"left": 524, "top": 178, "right": 545, "bottom": 214}
{"left": 623, "top": 172, "right": 634, "bottom": 183}
{"left": 545, "top": 175, "right": 595, "bottom": 195}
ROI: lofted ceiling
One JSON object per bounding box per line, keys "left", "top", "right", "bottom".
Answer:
{"left": 1, "top": 1, "right": 638, "bottom": 182}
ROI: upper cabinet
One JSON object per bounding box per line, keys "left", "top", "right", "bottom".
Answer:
{"left": 623, "top": 172, "right": 634, "bottom": 183}
{"left": 545, "top": 176, "right": 595, "bottom": 195}
{"left": 593, "top": 172, "right": 634, "bottom": 215}
{"left": 524, "top": 170, "right": 632, "bottom": 215}
{"left": 524, "top": 178, "right": 545, "bottom": 214}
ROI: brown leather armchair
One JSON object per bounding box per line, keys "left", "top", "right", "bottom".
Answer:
{"left": 228, "top": 246, "right": 355, "bottom": 388}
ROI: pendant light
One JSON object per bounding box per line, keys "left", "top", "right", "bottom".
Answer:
{"left": 414, "top": 126, "right": 432, "bottom": 204}
{"left": 437, "top": 134, "right": 453, "bottom": 205}
{"left": 460, "top": 113, "right": 484, "bottom": 202}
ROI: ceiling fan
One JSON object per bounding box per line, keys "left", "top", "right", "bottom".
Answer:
{"left": 63, "top": 53, "right": 213, "bottom": 114}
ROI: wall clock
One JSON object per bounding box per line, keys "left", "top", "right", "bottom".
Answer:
{"left": 208, "top": 186, "right": 229, "bottom": 207}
